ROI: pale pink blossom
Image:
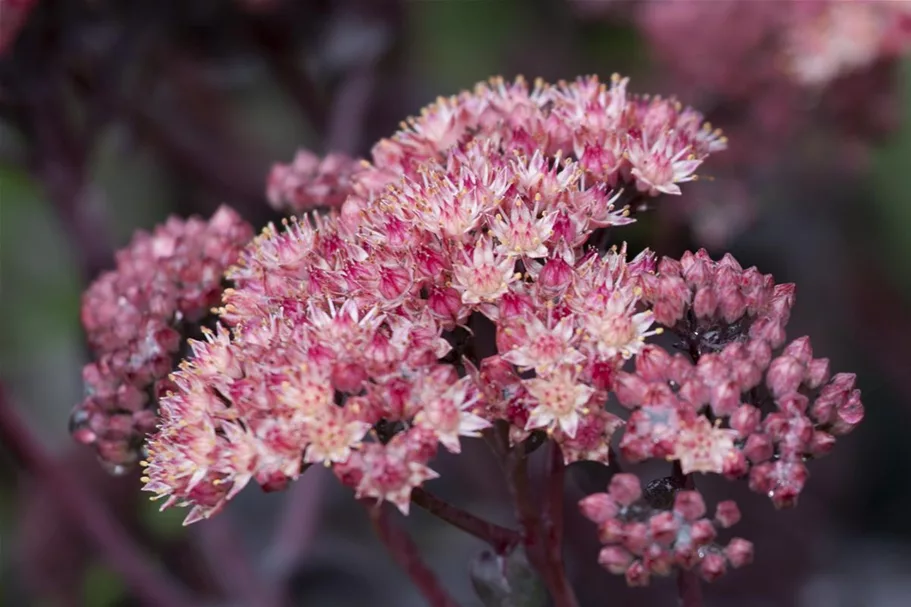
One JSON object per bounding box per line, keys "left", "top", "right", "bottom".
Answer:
{"left": 673, "top": 417, "right": 738, "bottom": 475}
{"left": 452, "top": 238, "right": 518, "bottom": 305}
{"left": 524, "top": 366, "right": 596, "bottom": 438}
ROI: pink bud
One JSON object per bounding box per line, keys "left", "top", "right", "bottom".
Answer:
{"left": 723, "top": 450, "right": 748, "bottom": 478}
{"left": 782, "top": 336, "right": 813, "bottom": 363}
{"left": 689, "top": 519, "right": 717, "bottom": 546}
{"left": 598, "top": 546, "right": 634, "bottom": 574}
{"left": 743, "top": 433, "right": 774, "bottom": 463}
{"left": 623, "top": 521, "right": 650, "bottom": 555}
{"left": 587, "top": 359, "right": 616, "bottom": 391}
{"left": 648, "top": 511, "right": 680, "bottom": 546}
{"left": 766, "top": 355, "right": 805, "bottom": 398}
{"left": 427, "top": 287, "right": 464, "bottom": 323}
{"left": 768, "top": 460, "right": 808, "bottom": 508}
{"left": 609, "top": 473, "right": 643, "bottom": 506}
{"left": 717, "top": 286, "right": 747, "bottom": 324}
{"left": 746, "top": 338, "right": 772, "bottom": 369}
{"left": 835, "top": 389, "right": 864, "bottom": 428}
{"left": 539, "top": 257, "right": 573, "bottom": 292}
{"left": 331, "top": 362, "right": 367, "bottom": 393}
{"left": 692, "top": 286, "right": 718, "bottom": 319}
{"left": 674, "top": 542, "right": 700, "bottom": 569}
{"left": 635, "top": 345, "right": 673, "bottom": 382}
{"left": 497, "top": 291, "right": 534, "bottom": 320}
{"left": 808, "top": 430, "right": 836, "bottom": 457}
{"left": 673, "top": 491, "right": 706, "bottom": 522}
{"left": 710, "top": 380, "right": 741, "bottom": 417}
{"left": 699, "top": 552, "right": 727, "bottom": 582}
{"left": 658, "top": 256, "right": 684, "bottom": 277}
{"left": 579, "top": 493, "right": 619, "bottom": 524}
{"left": 725, "top": 538, "right": 754, "bottom": 568}
{"left": 678, "top": 378, "right": 710, "bottom": 408}
{"left": 599, "top": 518, "right": 625, "bottom": 544}
{"left": 714, "top": 500, "right": 741, "bottom": 528}
{"left": 805, "top": 358, "right": 831, "bottom": 389}
{"left": 624, "top": 560, "right": 650, "bottom": 587}
{"left": 651, "top": 275, "right": 690, "bottom": 326}
{"left": 642, "top": 544, "right": 674, "bottom": 576}
{"left": 614, "top": 373, "right": 649, "bottom": 409}
{"left": 681, "top": 250, "right": 712, "bottom": 287}
{"left": 749, "top": 317, "right": 787, "bottom": 349}
{"left": 730, "top": 404, "right": 761, "bottom": 437}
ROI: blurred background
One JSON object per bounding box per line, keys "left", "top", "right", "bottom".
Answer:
{"left": 2, "top": 1, "right": 911, "bottom": 606}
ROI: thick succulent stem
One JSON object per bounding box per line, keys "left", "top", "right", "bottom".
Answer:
{"left": 503, "top": 434, "right": 579, "bottom": 607}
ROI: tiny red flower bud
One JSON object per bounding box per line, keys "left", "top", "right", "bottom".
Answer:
{"left": 624, "top": 560, "right": 651, "bottom": 587}
{"left": 673, "top": 490, "right": 706, "bottom": 522}
{"left": 623, "top": 521, "right": 650, "bottom": 555}
{"left": 538, "top": 257, "right": 573, "bottom": 292}
{"left": 599, "top": 546, "right": 634, "bottom": 574}
{"left": 725, "top": 538, "right": 754, "bottom": 568}
{"left": 699, "top": 551, "right": 728, "bottom": 582}
{"left": 635, "top": 345, "right": 673, "bottom": 382}
{"left": 579, "top": 493, "right": 619, "bottom": 524}
{"left": 714, "top": 500, "right": 741, "bottom": 528}
{"left": 689, "top": 519, "right": 717, "bottom": 546}
{"left": 766, "top": 354, "right": 805, "bottom": 398}
{"left": 649, "top": 510, "right": 680, "bottom": 546}
{"left": 599, "top": 518, "right": 626, "bottom": 544}
{"left": 808, "top": 430, "right": 837, "bottom": 457}
{"left": 730, "top": 404, "right": 761, "bottom": 437}
{"left": 609, "top": 473, "right": 643, "bottom": 506}
{"left": 642, "top": 544, "right": 675, "bottom": 576}
{"left": 743, "top": 433, "right": 774, "bottom": 463}
{"left": 805, "top": 358, "right": 831, "bottom": 389}
{"left": 692, "top": 286, "right": 718, "bottom": 319}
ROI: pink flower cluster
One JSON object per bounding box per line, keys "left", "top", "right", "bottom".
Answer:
{"left": 140, "top": 74, "right": 724, "bottom": 523}
{"left": 75, "top": 74, "right": 865, "bottom": 587}
{"left": 616, "top": 251, "right": 863, "bottom": 509}
{"left": 580, "top": 474, "right": 753, "bottom": 585}
{"left": 72, "top": 206, "right": 253, "bottom": 469}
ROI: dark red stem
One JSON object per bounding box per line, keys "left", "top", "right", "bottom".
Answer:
{"left": 541, "top": 442, "right": 578, "bottom": 606}
{"left": 411, "top": 487, "right": 519, "bottom": 555}
{"left": 0, "top": 385, "right": 195, "bottom": 607}
{"left": 505, "top": 437, "right": 579, "bottom": 607}
{"left": 677, "top": 570, "right": 705, "bottom": 607}
{"left": 365, "top": 501, "right": 461, "bottom": 607}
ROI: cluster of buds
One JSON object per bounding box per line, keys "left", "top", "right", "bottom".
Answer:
{"left": 72, "top": 207, "right": 252, "bottom": 470}
{"left": 580, "top": 474, "right": 753, "bottom": 585}
{"left": 75, "top": 74, "right": 865, "bottom": 587}
{"left": 266, "top": 150, "right": 363, "bottom": 213}
{"left": 613, "top": 251, "right": 863, "bottom": 509}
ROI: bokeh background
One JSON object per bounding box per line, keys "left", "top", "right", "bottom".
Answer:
{"left": 2, "top": 1, "right": 911, "bottom": 606}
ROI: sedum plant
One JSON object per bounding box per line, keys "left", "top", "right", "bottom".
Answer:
{"left": 72, "top": 75, "right": 863, "bottom": 606}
